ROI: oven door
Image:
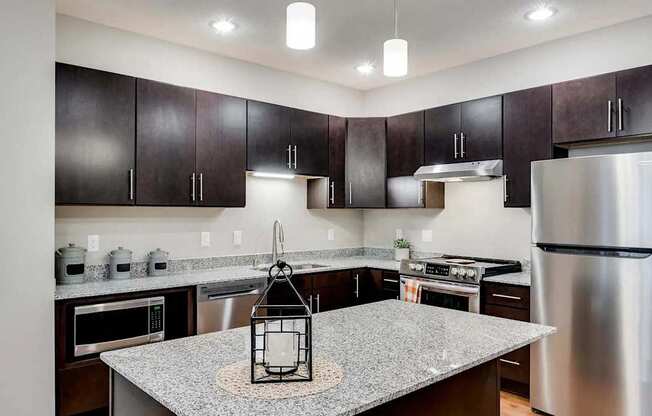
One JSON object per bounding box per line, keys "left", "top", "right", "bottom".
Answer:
{"left": 73, "top": 297, "right": 165, "bottom": 357}
{"left": 400, "top": 276, "right": 480, "bottom": 313}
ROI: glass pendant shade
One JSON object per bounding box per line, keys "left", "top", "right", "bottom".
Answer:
{"left": 286, "top": 2, "right": 316, "bottom": 50}
{"left": 383, "top": 38, "right": 408, "bottom": 77}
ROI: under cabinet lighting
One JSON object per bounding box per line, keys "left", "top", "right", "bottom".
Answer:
{"left": 251, "top": 172, "right": 296, "bottom": 180}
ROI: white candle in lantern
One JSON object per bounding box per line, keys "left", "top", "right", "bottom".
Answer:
{"left": 265, "top": 320, "right": 298, "bottom": 369}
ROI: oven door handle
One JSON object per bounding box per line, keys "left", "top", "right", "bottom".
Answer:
{"left": 402, "top": 277, "right": 479, "bottom": 297}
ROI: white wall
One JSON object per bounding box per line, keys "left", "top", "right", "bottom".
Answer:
{"left": 0, "top": 1, "right": 55, "bottom": 415}
{"left": 57, "top": 177, "right": 363, "bottom": 264}
{"left": 363, "top": 15, "right": 652, "bottom": 116}
{"left": 361, "top": 15, "right": 652, "bottom": 261}
{"left": 55, "top": 16, "right": 364, "bottom": 264}
{"left": 57, "top": 14, "right": 363, "bottom": 117}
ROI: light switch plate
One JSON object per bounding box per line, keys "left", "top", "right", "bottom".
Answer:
{"left": 87, "top": 235, "right": 99, "bottom": 252}
{"left": 201, "top": 232, "right": 211, "bottom": 247}
{"left": 233, "top": 230, "right": 242, "bottom": 246}
{"left": 395, "top": 229, "right": 403, "bottom": 239}
{"left": 327, "top": 229, "right": 335, "bottom": 241}
{"left": 421, "top": 229, "right": 433, "bottom": 242}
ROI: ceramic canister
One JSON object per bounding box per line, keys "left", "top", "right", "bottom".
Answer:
{"left": 109, "top": 246, "right": 132, "bottom": 280}
{"left": 55, "top": 243, "right": 86, "bottom": 285}
{"left": 147, "top": 248, "right": 169, "bottom": 277}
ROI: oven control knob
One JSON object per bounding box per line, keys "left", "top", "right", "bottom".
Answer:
{"left": 451, "top": 267, "right": 459, "bottom": 276}
{"left": 414, "top": 264, "right": 424, "bottom": 272}
{"left": 466, "top": 269, "right": 476, "bottom": 279}
{"left": 409, "top": 263, "right": 416, "bottom": 270}
{"left": 458, "top": 269, "right": 467, "bottom": 278}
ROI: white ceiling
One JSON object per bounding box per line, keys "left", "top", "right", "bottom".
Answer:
{"left": 56, "top": 0, "right": 652, "bottom": 91}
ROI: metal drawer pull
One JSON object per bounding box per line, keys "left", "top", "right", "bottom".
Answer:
{"left": 607, "top": 100, "right": 613, "bottom": 132}
{"left": 330, "top": 181, "right": 335, "bottom": 205}
{"left": 128, "top": 169, "right": 134, "bottom": 200}
{"left": 349, "top": 182, "right": 352, "bottom": 205}
{"left": 618, "top": 98, "right": 623, "bottom": 131}
{"left": 454, "top": 133, "right": 459, "bottom": 159}
{"left": 199, "top": 173, "right": 203, "bottom": 202}
{"left": 500, "top": 359, "right": 521, "bottom": 366}
{"left": 492, "top": 293, "right": 522, "bottom": 301}
{"left": 293, "top": 145, "right": 297, "bottom": 169}
{"left": 316, "top": 293, "right": 320, "bottom": 313}
{"left": 287, "top": 145, "right": 292, "bottom": 169}
{"left": 383, "top": 278, "right": 399, "bottom": 283}
{"left": 354, "top": 274, "right": 359, "bottom": 298}
{"left": 191, "top": 172, "right": 196, "bottom": 202}
{"left": 309, "top": 295, "right": 313, "bottom": 312}
{"left": 460, "top": 132, "right": 466, "bottom": 158}
{"left": 503, "top": 175, "right": 508, "bottom": 203}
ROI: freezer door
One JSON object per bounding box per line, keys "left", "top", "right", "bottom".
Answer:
{"left": 531, "top": 246, "right": 652, "bottom": 416}
{"left": 531, "top": 152, "right": 652, "bottom": 248}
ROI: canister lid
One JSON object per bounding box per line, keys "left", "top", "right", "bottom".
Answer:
{"left": 56, "top": 243, "right": 86, "bottom": 257}
{"left": 110, "top": 246, "right": 132, "bottom": 257}
{"left": 148, "top": 248, "right": 169, "bottom": 260}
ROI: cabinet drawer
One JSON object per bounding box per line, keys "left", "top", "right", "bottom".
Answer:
{"left": 484, "top": 304, "right": 529, "bottom": 322}
{"left": 484, "top": 283, "right": 529, "bottom": 309}
{"left": 499, "top": 346, "right": 530, "bottom": 385}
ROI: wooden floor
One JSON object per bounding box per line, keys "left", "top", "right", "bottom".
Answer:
{"left": 500, "top": 392, "right": 537, "bottom": 416}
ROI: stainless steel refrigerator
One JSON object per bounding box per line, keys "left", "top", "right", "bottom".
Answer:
{"left": 531, "top": 152, "right": 652, "bottom": 415}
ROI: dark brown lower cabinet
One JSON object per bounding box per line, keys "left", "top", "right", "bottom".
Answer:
{"left": 55, "top": 287, "right": 194, "bottom": 416}
{"left": 482, "top": 282, "right": 531, "bottom": 397}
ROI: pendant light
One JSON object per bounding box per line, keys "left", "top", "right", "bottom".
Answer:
{"left": 383, "top": 0, "right": 408, "bottom": 77}
{"left": 286, "top": 2, "right": 316, "bottom": 50}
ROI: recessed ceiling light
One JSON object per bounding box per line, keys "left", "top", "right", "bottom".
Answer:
{"left": 210, "top": 19, "right": 236, "bottom": 34}
{"left": 525, "top": 5, "right": 557, "bottom": 21}
{"left": 356, "top": 62, "right": 375, "bottom": 75}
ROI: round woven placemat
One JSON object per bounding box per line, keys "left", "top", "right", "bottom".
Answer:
{"left": 215, "top": 358, "right": 344, "bottom": 399}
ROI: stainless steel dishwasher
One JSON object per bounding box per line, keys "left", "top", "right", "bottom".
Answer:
{"left": 196, "top": 278, "right": 267, "bottom": 334}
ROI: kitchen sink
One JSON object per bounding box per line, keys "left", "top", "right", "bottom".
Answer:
{"left": 251, "top": 263, "right": 328, "bottom": 272}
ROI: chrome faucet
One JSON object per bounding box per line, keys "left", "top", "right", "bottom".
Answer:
{"left": 272, "top": 220, "right": 285, "bottom": 265}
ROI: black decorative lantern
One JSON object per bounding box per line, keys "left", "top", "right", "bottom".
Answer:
{"left": 250, "top": 260, "right": 313, "bottom": 383}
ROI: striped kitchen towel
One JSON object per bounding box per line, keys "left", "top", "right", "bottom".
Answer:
{"left": 403, "top": 279, "right": 422, "bottom": 303}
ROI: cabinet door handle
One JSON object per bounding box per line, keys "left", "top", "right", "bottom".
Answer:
{"left": 191, "top": 172, "right": 196, "bottom": 202}
{"left": 383, "top": 278, "right": 399, "bottom": 284}
{"left": 128, "top": 169, "right": 134, "bottom": 201}
{"left": 491, "top": 293, "right": 521, "bottom": 301}
{"left": 417, "top": 183, "right": 423, "bottom": 206}
{"left": 499, "top": 359, "right": 521, "bottom": 366}
{"left": 607, "top": 100, "right": 613, "bottom": 132}
{"left": 618, "top": 98, "right": 623, "bottom": 131}
{"left": 309, "top": 295, "right": 313, "bottom": 312}
{"left": 293, "top": 145, "right": 297, "bottom": 170}
{"left": 330, "top": 180, "right": 335, "bottom": 205}
{"left": 503, "top": 175, "right": 508, "bottom": 203}
{"left": 349, "top": 182, "right": 352, "bottom": 206}
{"left": 316, "top": 293, "right": 320, "bottom": 313}
{"left": 287, "top": 145, "right": 292, "bottom": 169}
{"left": 354, "top": 274, "right": 359, "bottom": 298}
{"left": 454, "top": 133, "right": 459, "bottom": 159}
{"left": 199, "top": 173, "right": 203, "bottom": 202}
{"left": 460, "top": 132, "right": 466, "bottom": 158}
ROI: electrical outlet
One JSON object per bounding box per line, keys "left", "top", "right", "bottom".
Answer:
{"left": 395, "top": 229, "right": 403, "bottom": 239}
{"left": 421, "top": 229, "right": 433, "bottom": 243}
{"left": 233, "top": 230, "right": 242, "bottom": 246}
{"left": 327, "top": 229, "right": 335, "bottom": 241}
{"left": 87, "top": 235, "right": 99, "bottom": 252}
{"left": 201, "top": 232, "right": 211, "bottom": 247}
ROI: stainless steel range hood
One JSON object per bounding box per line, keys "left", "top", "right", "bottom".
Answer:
{"left": 413, "top": 160, "right": 503, "bottom": 182}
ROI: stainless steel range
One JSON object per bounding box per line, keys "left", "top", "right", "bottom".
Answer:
{"left": 399, "top": 255, "right": 521, "bottom": 313}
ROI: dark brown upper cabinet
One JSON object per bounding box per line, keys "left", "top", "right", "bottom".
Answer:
{"left": 503, "top": 86, "right": 553, "bottom": 208}
{"left": 55, "top": 63, "right": 136, "bottom": 205}
{"left": 136, "top": 79, "right": 196, "bottom": 206}
{"left": 425, "top": 104, "right": 460, "bottom": 165}
{"left": 387, "top": 176, "right": 444, "bottom": 209}
{"left": 346, "top": 118, "right": 386, "bottom": 208}
{"left": 290, "top": 109, "right": 329, "bottom": 176}
{"left": 425, "top": 96, "right": 502, "bottom": 164}
{"left": 552, "top": 73, "right": 617, "bottom": 144}
{"left": 387, "top": 111, "right": 424, "bottom": 177}
{"left": 616, "top": 65, "right": 652, "bottom": 138}
{"left": 328, "top": 115, "right": 346, "bottom": 208}
{"left": 195, "top": 91, "right": 247, "bottom": 207}
{"left": 247, "top": 100, "right": 291, "bottom": 173}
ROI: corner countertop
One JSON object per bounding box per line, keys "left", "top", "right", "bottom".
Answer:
{"left": 101, "top": 300, "right": 554, "bottom": 416}
{"left": 483, "top": 271, "right": 531, "bottom": 287}
{"left": 54, "top": 257, "right": 401, "bottom": 300}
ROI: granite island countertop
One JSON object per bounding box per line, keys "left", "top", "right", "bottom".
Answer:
{"left": 101, "top": 300, "right": 554, "bottom": 416}
{"left": 55, "top": 256, "right": 401, "bottom": 300}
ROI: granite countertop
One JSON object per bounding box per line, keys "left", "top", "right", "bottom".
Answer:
{"left": 101, "top": 300, "right": 555, "bottom": 416}
{"left": 483, "top": 271, "right": 531, "bottom": 287}
{"left": 54, "top": 256, "right": 401, "bottom": 300}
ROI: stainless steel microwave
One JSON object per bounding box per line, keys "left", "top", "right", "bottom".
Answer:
{"left": 73, "top": 296, "right": 165, "bottom": 357}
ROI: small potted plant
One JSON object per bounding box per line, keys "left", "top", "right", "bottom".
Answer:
{"left": 393, "top": 238, "right": 410, "bottom": 261}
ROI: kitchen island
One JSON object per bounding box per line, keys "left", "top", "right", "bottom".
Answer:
{"left": 101, "top": 300, "right": 554, "bottom": 416}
